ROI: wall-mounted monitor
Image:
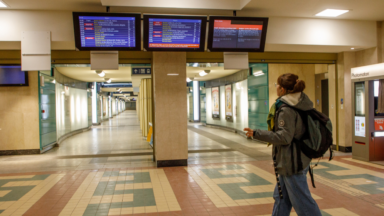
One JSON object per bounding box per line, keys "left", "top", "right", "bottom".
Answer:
{"left": 143, "top": 15, "right": 207, "bottom": 52}
{"left": 207, "top": 16, "right": 269, "bottom": 52}
{"left": 73, "top": 12, "right": 141, "bottom": 51}
{"left": 0, "top": 66, "right": 29, "bottom": 87}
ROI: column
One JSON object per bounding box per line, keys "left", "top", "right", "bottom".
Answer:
{"left": 152, "top": 52, "right": 188, "bottom": 167}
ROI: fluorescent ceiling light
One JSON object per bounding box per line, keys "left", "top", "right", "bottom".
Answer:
{"left": 186, "top": 78, "right": 192, "bottom": 82}
{"left": 253, "top": 70, "right": 264, "bottom": 76}
{"left": 351, "top": 48, "right": 355, "bottom": 50}
{"left": 167, "top": 73, "right": 179, "bottom": 76}
{"left": 199, "top": 71, "right": 208, "bottom": 76}
{"left": 315, "top": 9, "right": 349, "bottom": 17}
{"left": 0, "top": 1, "right": 8, "bottom": 8}
{"left": 105, "top": 78, "right": 111, "bottom": 83}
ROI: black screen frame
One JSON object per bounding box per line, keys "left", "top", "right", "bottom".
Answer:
{"left": 0, "top": 65, "right": 29, "bottom": 87}
{"left": 73, "top": 12, "right": 142, "bottom": 51}
{"left": 143, "top": 14, "right": 207, "bottom": 52}
{"left": 207, "top": 16, "right": 269, "bottom": 52}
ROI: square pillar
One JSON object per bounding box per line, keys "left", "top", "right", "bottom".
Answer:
{"left": 152, "top": 52, "right": 188, "bottom": 167}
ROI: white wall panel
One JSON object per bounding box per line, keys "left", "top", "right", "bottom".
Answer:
{"left": 206, "top": 79, "right": 248, "bottom": 131}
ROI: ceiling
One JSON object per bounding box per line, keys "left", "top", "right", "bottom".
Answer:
{"left": 55, "top": 66, "right": 132, "bottom": 82}
{"left": 2, "top": 0, "right": 384, "bottom": 21}
{"left": 187, "top": 66, "right": 240, "bottom": 81}
{"left": 55, "top": 64, "right": 240, "bottom": 87}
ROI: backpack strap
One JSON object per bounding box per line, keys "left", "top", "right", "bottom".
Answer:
{"left": 308, "top": 167, "right": 316, "bottom": 188}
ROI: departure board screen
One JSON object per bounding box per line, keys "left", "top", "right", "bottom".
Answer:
{"left": 212, "top": 20, "right": 263, "bottom": 49}
{"left": 144, "top": 15, "right": 207, "bottom": 51}
{"left": 78, "top": 16, "right": 136, "bottom": 48}
{"left": 73, "top": 12, "right": 141, "bottom": 51}
{"left": 208, "top": 17, "right": 268, "bottom": 52}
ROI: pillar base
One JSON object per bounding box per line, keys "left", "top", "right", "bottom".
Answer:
{"left": 157, "top": 159, "right": 187, "bottom": 167}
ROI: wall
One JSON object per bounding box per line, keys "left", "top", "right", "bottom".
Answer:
{"left": 338, "top": 47, "right": 380, "bottom": 148}
{"left": 206, "top": 79, "right": 249, "bottom": 131}
{"left": 56, "top": 83, "right": 89, "bottom": 140}
{"left": 39, "top": 74, "right": 57, "bottom": 148}
{"left": 0, "top": 10, "right": 377, "bottom": 53}
{"left": 248, "top": 63, "right": 269, "bottom": 131}
{"left": 0, "top": 71, "right": 40, "bottom": 151}
{"left": 268, "top": 64, "right": 316, "bottom": 108}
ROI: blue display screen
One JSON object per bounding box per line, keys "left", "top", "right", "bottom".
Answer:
{"left": 148, "top": 18, "right": 202, "bottom": 48}
{"left": 0, "top": 66, "right": 27, "bottom": 85}
{"left": 78, "top": 16, "right": 136, "bottom": 48}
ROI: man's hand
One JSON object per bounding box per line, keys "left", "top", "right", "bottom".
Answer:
{"left": 244, "top": 128, "right": 254, "bottom": 138}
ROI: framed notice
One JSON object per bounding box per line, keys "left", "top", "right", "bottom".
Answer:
{"left": 355, "top": 116, "right": 366, "bottom": 137}
{"left": 225, "top": 84, "right": 233, "bottom": 121}
{"left": 374, "top": 118, "right": 384, "bottom": 131}
{"left": 212, "top": 87, "right": 220, "bottom": 119}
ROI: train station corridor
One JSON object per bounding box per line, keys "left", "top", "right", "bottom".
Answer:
{"left": 0, "top": 111, "right": 383, "bottom": 216}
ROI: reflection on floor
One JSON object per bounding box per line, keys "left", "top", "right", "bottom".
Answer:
{"left": 0, "top": 111, "right": 383, "bottom": 215}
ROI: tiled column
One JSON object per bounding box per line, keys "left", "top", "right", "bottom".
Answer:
{"left": 152, "top": 52, "right": 188, "bottom": 167}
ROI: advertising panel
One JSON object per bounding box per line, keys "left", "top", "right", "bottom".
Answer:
{"left": 355, "top": 116, "right": 366, "bottom": 137}
{"left": 225, "top": 84, "right": 233, "bottom": 121}
{"left": 212, "top": 87, "right": 220, "bottom": 118}
{"left": 374, "top": 118, "right": 384, "bottom": 131}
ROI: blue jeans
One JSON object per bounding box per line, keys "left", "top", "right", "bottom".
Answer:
{"left": 272, "top": 166, "right": 322, "bottom": 216}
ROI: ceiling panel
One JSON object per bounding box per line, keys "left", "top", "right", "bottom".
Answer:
{"left": 2, "top": 0, "right": 384, "bottom": 20}
{"left": 55, "top": 66, "right": 132, "bottom": 82}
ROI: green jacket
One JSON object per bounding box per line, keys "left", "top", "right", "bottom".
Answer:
{"left": 253, "top": 92, "right": 312, "bottom": 176}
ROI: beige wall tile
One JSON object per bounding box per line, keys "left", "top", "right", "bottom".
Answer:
{"left": 152, "top": 52, "right": 188, "bottom": 161}
{"left": 0, "top": 71, "right": 40, "bottom": 150}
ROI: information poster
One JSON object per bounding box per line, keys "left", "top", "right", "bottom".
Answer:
{"left": 355, "top": 116, "right": 366, "bottom": 137}
{"left": 225, "top": 85, "right": 233, "bottom": 121}
{"left": 374, "top": 118, "right": 384, "bottom": 131}
{"left": 212, "top": 87, "right": 220, "bottom": 118}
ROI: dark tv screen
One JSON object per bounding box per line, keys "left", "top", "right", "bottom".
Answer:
{"left": 208, "top": 17, "right": 269, "bottom": 52}
{"left": 143, "top": 15, "right": 207, "bottom": 51}
{"left": 73, "top": 12, "right": 141, "bottom": 51}
{"left": 0, "top": 66, "right": 29, "bottom": 86}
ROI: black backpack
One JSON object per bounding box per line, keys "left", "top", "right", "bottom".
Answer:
{"left": 280, "top": 104, "right": 334, "bottom": 187}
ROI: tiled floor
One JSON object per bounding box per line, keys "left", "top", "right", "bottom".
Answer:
{"left": 0, "top": 111, "right": 383, "bottom": 215}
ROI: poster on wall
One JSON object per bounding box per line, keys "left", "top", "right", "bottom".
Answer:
{"left": 355, "top": 116, "right": 366, "bottom": 137}
{"left": 225, "top": 84, "right": 233, "bottom": 121}
{"left": 374, "top": 118, "right": 384, "bottom": 131}
{"left": 212, "top": 87, "right": 220, "bottom": 118}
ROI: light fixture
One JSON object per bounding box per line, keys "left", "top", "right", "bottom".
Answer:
{"left": 116, "top": 88, "right": 120, "bottom": 91}
{"left": 0, "top": 1, "right": 8, "bottom": 8}
{"left": 199, "top": 70, "right": 211, "bottom": 77}
{"left": 96, "top": 70, "right": 105, "bottom": 77}
{"left": 253, "top": 70, "right": 264, "bottom": 77}
{"left": 193, "top": 63, "right": 199, "bottom": 67}
{"left": 351, "top": 48, "right": 355, "bottom": 50}
{"left": 186, "top": 78, "right": 193, "bottom": 82}
{"left": 315, "top": 9, "right": 349, "bottom": 17}
{"left": 105, "top": 78, "right": 111, "bottom": 83}
{"left": 167, "top": 73, "right": 179, "bottom": 76}
{"left": 52, "top": 80, "right": 56, "bottom": 84}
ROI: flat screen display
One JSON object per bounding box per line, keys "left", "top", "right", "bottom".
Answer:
{"left": 0, "top": 66, "right": 29, "bottom": 86}
{"left": 208, "top": 17, "right": 268, "bottom": 52}
{"left": 144, "top": 15, "right": 207, "bottom": 51}
{"left": 73, "top": 12, "right": 141, "bottom": 51}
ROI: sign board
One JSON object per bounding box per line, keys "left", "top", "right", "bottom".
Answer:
{"left": 132, "top": 68, "right": 151, "bottom": 75}
{"left": 351, "top": 62, "right": 384, "bottom": 80}
{"left": 355, "top": 116, "right": 366, "bottom": 137}
{"left": 225, "top": 84, "right": 233, "bottom": 121}
{"left": 212, "top": 87, "right": 220, "bottom": 118}
{"left": 374, "top": 118, "right": 384, "bottom": 131}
